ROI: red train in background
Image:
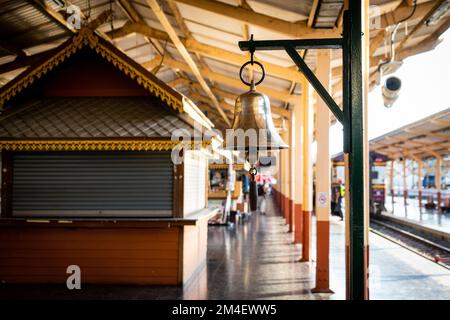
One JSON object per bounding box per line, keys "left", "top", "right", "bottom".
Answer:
{"left": 331, "top": 152, "right": 389, "bottom": 215}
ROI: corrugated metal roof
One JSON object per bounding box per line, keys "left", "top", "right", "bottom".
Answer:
{"left": 0, "top": 97, "right": 194, "bottom": 139}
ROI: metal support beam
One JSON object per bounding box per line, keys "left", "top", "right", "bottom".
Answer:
{"left": 239, "top": 38, "right": 343, "bottom": 124}
{"left": 236, "top": 3, "right": 368, "bottom": 300}
{"left": 343, "top": 2, "right": 368, "bottom": 300}
{"left": 239, "top": 38, "right": 343, "bottom": 51}
{"left": 285, "top": 47, "right": 344, "bottom": 124}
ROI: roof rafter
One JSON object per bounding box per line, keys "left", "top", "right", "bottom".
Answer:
{"left": 396, "top": 0, "right": 447, "bottom": 52}
{"left": 145, "top": 0, "right": 231, "bottom": 126}
{"left": 174, "top": 0, "right": 341, "bottom": 38}
{"left": 308, "top": 0, "right": 321, "bottom": 28}
{"left": 376, "top": 0, "right": 440, "bottom": 30}
{"left": 144, "top": 55, "right": 295, "bottom": 104}
{"left": 168, "top": 77, "right": 291, "bottom": 118}
{"left": 107, "top": 21, "right": 305, "bottom": 83}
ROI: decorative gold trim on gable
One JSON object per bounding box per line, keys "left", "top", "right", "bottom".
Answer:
{"left": 0, "top": 140, "right": 210, "bottom": 152}
{"left": 0, "top": 28, "right": 183, "bottom": 113}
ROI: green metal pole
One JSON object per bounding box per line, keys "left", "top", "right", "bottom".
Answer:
{"left": 344, "top": 2, "right": 367, "bottom": 300}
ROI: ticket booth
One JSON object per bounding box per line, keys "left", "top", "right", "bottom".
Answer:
{"left": 0, "top": 28, "right": 217, "bottom": 286}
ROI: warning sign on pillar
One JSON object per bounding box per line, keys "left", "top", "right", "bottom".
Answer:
{"left": 318, "top": 192, "right": 328, "bottom": 208}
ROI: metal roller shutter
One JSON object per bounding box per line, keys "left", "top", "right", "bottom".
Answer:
{"left": 12, "top": 151, "right": 173, "bottom": 217}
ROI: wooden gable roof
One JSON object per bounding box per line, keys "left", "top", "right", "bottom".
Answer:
{"left": 0, "top": 27, "right": 214, "bottom": 152}
{"left": 0, "top": 27, "right": 186, "bottom": 115}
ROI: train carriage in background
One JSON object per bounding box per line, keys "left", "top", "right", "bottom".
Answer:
{"left": 331, "top": 152, "right": 388, "bottom": 215}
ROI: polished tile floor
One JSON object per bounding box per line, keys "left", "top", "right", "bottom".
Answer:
{"left": 202, "top": 199, "right": 319, "bottom": 300}
{"left": 1, "top": 196, "right": 449, "bottom": 300}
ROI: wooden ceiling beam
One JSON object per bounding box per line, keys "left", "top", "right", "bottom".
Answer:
{"left": 0, "top": 49, "right": 59, "bottom": 75}
{"left": 376, "top": 0, "right": 440, "bottom": 30}
{"left": 0, "top": 41, "right": 26, "bottom": 58}
{"left": 308, "top": 0, "right": 321, "bottom": 28}
{"left": 174, "top": 0, "right": 341, "bottom": 38}
{"left": 396, "top": 0, "right": 447, "bottom": 52}
{"left": 166, "top": 0, "right": 210, "bottom": 71}
{"left": 431, "top": 119, "right": 450, "bottom": 126}
{"left": 146, "top": 0, "right": 231, "bottom": 126}
{"left": 115, "top": 0, "right": 168, "bottom": 58}
{"left": 147, "top": 55, "right": 296, "bottom": 106}
{"left": 107, "top": 22, "right": 305, "bottom": 83}
{"left": 369, "top": 29, "right": 387, "bottom": 56}
{"left": 31, "top": 0, "right": 77, "bottom": 33}
{"left": 191, "top": 92, "right": 234, "bottom": 113}
{"left": 168, "top": 77, "right": 291, "bottom": 118}
{"left": 116, "top": 0, "right": 141, "bottom": 22}
{"left": 404, "top": 128, "right": 450, "bottom": 140}
{"left": 32, "top": 0, "right": 112, "bottom": 40}
{"left": 370, "top": 33, "right": 442, "bottom": 71}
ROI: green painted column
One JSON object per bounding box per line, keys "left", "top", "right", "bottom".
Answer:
{"left": 343, "top": 1, "right": 368, "bottom": 300}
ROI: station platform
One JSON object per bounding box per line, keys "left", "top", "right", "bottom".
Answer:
{"left": 384, "top": 196, "right": 450, "bottom": 233}
{"left": 0, "top": 196, "right": 449, "bottom": 300}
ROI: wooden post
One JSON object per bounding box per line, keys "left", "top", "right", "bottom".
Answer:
{"left": 417, "top": 159, "right": 423, "bottom": 208}
{"left": 436, "top": 157, "right": 441, "bottom": 211}
{"left": 289, "top": 110, "right": 295, "bottom": 233}
{"left": 294, "top": 93, "right": 304, "bottom": 244}
{"left": 390, "top": 160, "right": 395, "bottom": 208}
{"left": 301, "top": 78, "right": 313, "bottom": 262}
{"left": 283, "top": 119, "right": 292, "bottom": 228}
{"left": 282, "top": 125, "right": 290, "bottom": 223}
{"left": 277, "top": 150, "right": 282, "bottom": 209}
{"left": 312, "top": 49, "right": 333, "bottom": 293}
{"left": 403, "top": 157, "right": 408, "bottom": 206}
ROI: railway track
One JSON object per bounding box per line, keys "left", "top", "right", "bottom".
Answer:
{"left": 370, "top": 218, "right": 450, "bottom": 269}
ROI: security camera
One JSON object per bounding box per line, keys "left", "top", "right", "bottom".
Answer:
{"left": 382, "top": 76, "right": 402, "bottom": 108}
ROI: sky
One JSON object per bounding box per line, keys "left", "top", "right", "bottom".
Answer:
{"left": 329, "top": 28, "right": 450, "bottom": 156}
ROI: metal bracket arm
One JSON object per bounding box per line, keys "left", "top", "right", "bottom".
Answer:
{"left": 239, "top": 38, "right": 343, "bottom": 51}
{"left": 285, "top": 47, "right": 344, "bottom": 124}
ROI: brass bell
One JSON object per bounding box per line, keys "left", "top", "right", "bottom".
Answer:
{"left": 227, "top": 80, "right": 289, "bottom": 151}
{"left": 226, "top": 56, "right": 288, "bottom": 212}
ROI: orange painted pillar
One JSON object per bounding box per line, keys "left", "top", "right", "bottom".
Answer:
{"left": 390, "top": 160, "right": 395, "bottom": 206}
{"left": 282, "top": 124, "right": 291, "bottom": 225}
{"left": 293, "top": 94, "right": 303, "bottom": 244}
{"left": 312, "top": 49, "right": 333, "bottom": 293}
{"left": 301, "top": 79, "right": 313, "bottom": 262}
{"left": 417, "top": 159, "right": 422, "bottom": 208}
{"left": 288, "top": 111, "right": 295, "bottom": 232}
{"left": 280, "top": 147, "right": 285, "bottom": 217}
{"left": 436, "top": 157, "right": 442, "bottom": 211}
{"left": 403, "top": 157, "right": 408, "bottom": 206}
